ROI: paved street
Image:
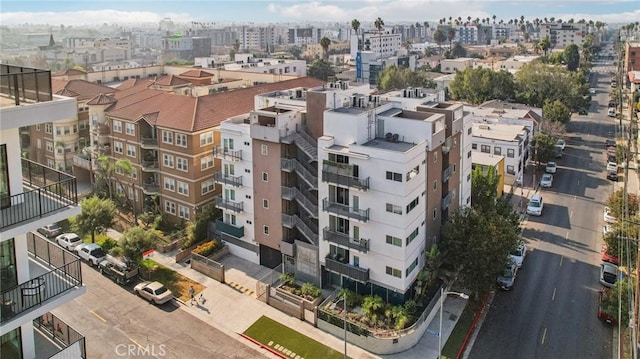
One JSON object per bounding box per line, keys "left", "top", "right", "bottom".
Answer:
{"left": 469, "top": 68, "right": 620, "bottom": 358}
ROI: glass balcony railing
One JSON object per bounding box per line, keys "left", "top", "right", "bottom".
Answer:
{"left": 322, "top": 198, "right": 370, "bottom": 222}
{"left": 322, "top": 227, "right": 369, "bottom": 253}
{"left": 325, "top": 255, "right": 369, "bottom": 282}
{"left": 322, "top": 161, "right": 369, "bottom": 190}
{"left": 215, "top": 219, "right": 244, "bottom": 238}
{"left": 214, "top": 195, "right": 243, "bottom": 213}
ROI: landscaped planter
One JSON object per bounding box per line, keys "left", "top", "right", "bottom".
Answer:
{"left": 275, "top": 285, "right": 323, "bottom": 310}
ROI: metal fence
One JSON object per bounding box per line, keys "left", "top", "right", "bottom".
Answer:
{"left": 0, "top": 64, "right": 53, "bottom": 106}
{"left": 34, "top": 312, "right": 86, "bottom": 359}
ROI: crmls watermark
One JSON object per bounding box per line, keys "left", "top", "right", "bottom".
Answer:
{"left": 115, "top": 344, "right": 167, "bottom": 357}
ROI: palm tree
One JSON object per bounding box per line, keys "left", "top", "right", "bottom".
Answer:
{"left": 351, "top": 19, "right": 361, "bottom": 50}
{"left": 492, "top": 15, "right": 497, "bottom": 24}
{"left": 403, "top": 39, "right": 413, "bottom": 53}
{"left": 532, "top": 40, "right": 541, "bottom": 54}
{"left": 433, "top": 29, "right": 446, "bottom": 54}
{"left": 540, "top": 35, "right": 551, "bottom": 56}
{"left": 374, "top": 17, "right": 384, "bottom": 56}
{"left": 320, "top": 36, "right": 330, "bottom": 59}
{"left": 447, "top": 27, "right": 457, "bottom": 50}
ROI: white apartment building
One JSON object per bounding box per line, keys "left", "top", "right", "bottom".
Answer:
{"left": 350, "top": 30, "right": 402, "bottom": 59}
{"left": 465, "top": 105, "right": 540, "bottom": 144}
{"left": 440, "top": 58, "right": 474, "bottom": 74}
{"left": 1, "top": 65, "right": 86, "bottom": 358}
{"left": 539, "top": 22, "right": 588, "bottom": 49}
{"left": 495, "top": 55, "right": 540, "bottom": 73}
{"left": 471, "top": 122, "right": 527, "bottom": 185}
{"left": 460, "top": 113, "right": 474, "bottom": 208}
{"left": 195, "top": 55, "right": 307, "bottom": 77}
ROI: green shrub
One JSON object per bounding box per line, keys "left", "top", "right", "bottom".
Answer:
{"left": 280, "top": 272, "right": 296, "bottom": 286}
{"left": 301, "top": 282, "right": 322, "bottom": 299}
{"left": 192, "top": 240, "right": 220, "bottom": 257}
{"left": 338, "top": 288, "right": 360, "bottom": 308}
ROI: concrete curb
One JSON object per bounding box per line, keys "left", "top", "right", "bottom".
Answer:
{"left": 460, "top": 290, "right": 496, "bottom": 359}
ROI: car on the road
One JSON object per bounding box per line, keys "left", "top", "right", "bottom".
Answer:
{"left": 601, "top": 243, "right": 620, "bottom": 265}
{"left": 589, "top": 88, "right": 597, "bottom": 94}
{"left": 555, "top": 145, "right": 563, "bottom": 159}
{"left": 75, "top": 243, "right": 107, "bottom": 266}
{"left": 606, "top": 162, "right": 617, "bottom": 172}
{"left": 38, "top": 224, "right": 62, "bottom": 238}
{"left": 598, "top": 289, "right": 617, "bottom": 324}
{"left": 603, "top": 206, "right": 617, "bottom": 223}
{"left": 509, "top": 242, "right": 527, "bottom": 268}
{"left": 607, "top": 170, "right": 619, "bottom": 181}
{"left": 556, "top": 139, "right": 566, "bottom": 150}
{"left": 545, "top": 162, "right": 557, "bottom": 173}
{"left": 497, "top": 263, "right": 518, "bottom": 290}
{"left": 605, "top": 139, "right": 616, "bottom": 148}
{"left": 527, "top": 194, "right": 544, "bottom": 216}
{"left": 608, "top": 108, "right": 616, "bottom": 117}
{"left": 55, "top": 233, "right": 83, "bottom": 251}
{"left": 134, "top": 281, "right": 174, "bottom": 305}
{"left": 599, "top": 262, "right": 618, "bottom": 288}
{"left": 540, "top": 174, "right": 554, "bottom": 188}
{"left": 99, "top": 254, "right": 140, "bottom": 285}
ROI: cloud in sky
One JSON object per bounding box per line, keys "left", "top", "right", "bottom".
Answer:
{"left": 0, "top": 9, "right": 192, "bottom": 26}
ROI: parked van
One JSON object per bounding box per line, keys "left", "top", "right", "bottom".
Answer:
{"left": 98, "top": 254, "right": 139, "bottom": 284}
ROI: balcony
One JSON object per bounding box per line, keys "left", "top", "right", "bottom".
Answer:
{"left": 322, "top": 161, "right": 369, "bottom": 191}
{"left": 282, "top": 214, "right": 318, "bottom": 245}
{"left": 0, "top": 64, "right": 52, "bottom": 108}
{"left": 141, "top": 160, "right": 159, "bottom": 172}
{"left": 142, "top": 182, "right": 160, "bottom": 194}
{"left": 281, "top": 186, "right": 318, "bottom": 218}
{"left": 213, "top": 146, "right": 243, "bottom": 161}
{"left": 1, "top": 159, "right": 78, "bottom": 231}
{"left": 281, "top": 158, "right": 318, "bottom": 189}
{"left": 92, "top": 123, "right": 110, "bottom": 135}
{"left": 442, "top": 192, "right": 452, "bottom": 210}
{"left": 72, "top": 155, "right": 91, "bottom": 170}
{"left": 33, "top": 312, "right": 86, "bottom": 359}
{"left": 325, "top": 255, "right": 369, "bottom": 282}
{"left": 322, "top": 198, "right": 370, "bottom": 222}
{"left": 139, "top": 137, "right": 158, "bottom": 149}
{"left": 322, "top": 227, "right": 369, "bottom": 253}
{"left": 442, "top": 165, "right": 453, "bottom": 183}
{"left": 214, "top": 195, "right": 243, "bottom": 213}
{"left": 215, "top": 219, "right": 245, "bottom": 238}
{"left": 214, "top": 171, "right": 243, "bottom": 187}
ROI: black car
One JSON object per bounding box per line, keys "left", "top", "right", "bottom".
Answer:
{"left": 607, "top": 170, "right": 618, "bottom": 181}
{"left": 605, "top": 139, "right": 616, "bottom": 148}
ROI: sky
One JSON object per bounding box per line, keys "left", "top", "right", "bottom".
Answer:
{"left": 1, "top": 0, "right": 639, "bottom": 26}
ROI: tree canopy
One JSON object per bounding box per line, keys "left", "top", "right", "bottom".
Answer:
{"left": 377, "top": 66, "right": 436, "bottom": 91}
{"left": 564, "top": 44, "right": 580, "bottom": 71}
{"left": 606, "top": 188, "right": 639, "bottom": 220}
{"left": 116, "top": 226, "right": 159, "bottom": 262}
{"left": 543, "top": 99, "right": 571, "bottom": 124}
{"left": 73, "top": 196, "right": 116, "bottom": 243}
{"left": 514, "top": 61, "right": 588, "bottom": 111}
{"left": 449, "top": 67, "right": 515, "bottom": 104}
{"left": 307, "top": 58, "right": 335, "bottom": 81}
{"left": 530, "top": 133, "right": 557, "bottom": 164}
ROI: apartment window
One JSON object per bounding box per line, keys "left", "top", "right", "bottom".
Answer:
{"left": 164, "top": 177, "right": 175, "bottom": 191}
{"left": 433, "top": 209, "right": 437, "bottom": 220}
{"left": 507, "top": 149, "right": 515, "bottom": 158}
{"left": 36, "top": 124, "right": 40, "bottom": 131}
{"left": 37, "top": 139, "right": 42, "bottom": 149}
{"left": 64, "top": 126, "right": 71, "bottom": 135}
{"left": 55, "top": 126, "right": 62, "bottom": 135}
{"left": 225, "top": 213, "right": 237, "bottom": 225}
{"left": 433, "top": 180, "right": 437, "bottom": 191}
{"left": 494, "top": 147, "right": 502, "bottom": 155}
{"left": 480, "top": 145, "right": 490, "bottom": 153}
{"left": 433, "top": 152, "right": 438, "bottom": 163}
{"left": 176, "top": 157, "right": 188, "bottom": 172}
{"left": 467, "top": 150, "right": 472, "bottom": 159}
{"left": 385, "top": 266, "right": 402, "bottom": 278}
{"left": 165, "top": 200, "right": 176, "bottom": 214}
{"left": 263, "top": 199, "right": 269, "bottom": 208}
{"left": 406, "top": 257, "right": 419, "bottom": 276}
{"left": 130, "top": 169, "right": 137, "bottom": 180}
{"left": 406, "top": 197, "right": 419, "bottom": 213}
{"left": 46, "top": 141, "right": 53, "bottom": 152}
{"left": 122, "top": 123, "right": 134, "bottom": 135}
{"left": 406, "top": 166, "right": 419, "bottom": 181}
{"left": 386, "top": 235, "right": 402, "bottom": 247}
{"left": 506, "top": 165, "right": 515, "bottom": 175}
{"left": 45, "top": 124, "right": 52, "bottom": 134}
{"left": 386, "top": 171, "right": 402, "bottom": 182}
{"left": 262, "top": 172, "right": 268, "bottom": 182}
{"left": 386, "top": 203, "right": 402, "bottom": 215}
{"left": 201, "top": 179, "right": 215, "bottom": 194}
{"left": 467, "top": 127, "right": 472, "bottom": 135}
{"left": 126, "top": 144, "right": 136, "bottom": 158}
{"left": 471, "top": 143, "right": 477, "bottom": 150}
{"left": 199, "top": 132, "right": 213, "bottom": 146}
{"left": 178, "top": 205, "right": 190, "bottom": 220}
{"left": 263, "top": 225, "right": 270, "bottom": 235}
{"left": 261, "top": 144, "right": 268, "bottom": 155}
{"left": 163, "top": 154, "right": 174, "bottom": 168}
{"left": 113, "top": 120, "right": 122, "bottom": 132}
{"left": 114, "top": 141, "right": 123, "bottom": 154}
{"left": 177, "top": 181, "right": 189, "bottom": 196}
{"left": 176, "top": 133, "right": 187, "bottom": 147}
{"left": 200, "top": 155, "right": 214, "bottom": 170}
{"left": 162, "top": 130, "right": 173, "bottom": 144}
{"left": 406, "top": 227, "right": 419, "bottom": 245}
{"left": 115, "top": 166, "right": 124, "bottom": 175}
{"left": 79, "top": 120, "right": 88, "bottom": 130}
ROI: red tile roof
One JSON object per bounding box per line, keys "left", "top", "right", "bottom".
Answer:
{"left": 52, "top": 68, "right": 87, "bottom": 77}
{"left": 52, "top": 78, "right": 117, "bottom": 100}
{"left": 117, "top": 78, "right": 154, "bottom": 90}
{"left": 179, "top": 69, "right": 215, "bottom": 78}
{"left": 87, "top": 93, "right": 117, "bottom": 105}
{"left": 153, "top": 75, "right": 190, "bottom": 86}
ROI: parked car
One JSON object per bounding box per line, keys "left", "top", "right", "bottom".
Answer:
{"left": 134, "top": 281, "right": 174, "bottom": 305}
{"left": 601, "top": 243, "right": 620, "bottom": 265}
{"left": 608, "top": 108, "right": 616, "bottom": 117}
{"left": 99, "top": 255, "right": 140, "bottom": 285}
{"left": 527, "top": 194, "right": 544, "bottom": 216}
{"left": 75, "top": 243, "right": 107, "bottom": 266}
{"left": 606, "top": 162, "right": 617, "bottom": 172}
{"left": 555, "top": 146, "right": 563, "bottom": 159}
{"left": 605, "top": 139, "right": 616, "bottom": 148}
{"left": 607, "top": 153, "right": 617, "bottom": 163}
{"left": 38, "top": 224, "right": 62, "bottom": 238}
{"left": 556, "top": 140, "right": 566, "bottom": 151}
{"left": 545, "top": 162, "right": 557, "bottom": 174}
{"left": 55, "top": 233, "right": 82, "bottom": 251}
{"left": 509, "top": 242, "right": 527, "bottom": 268}
{"left": 603, "top": 206, "right": 617, "bottom": 223}
{"left": 497, "top": 263, "right": 518, "bottom": 290}
{"left": 589, "top": 88, "right": 597, "bottom": 94}
{"left": 598, "top": 289, "right": 617, "bottom": 324}
{"left": 607, "top": 170, "right": 619, "bottom": 181}
{"left": 540, "top": 174, "right": 554, "bottom": 188}
{"left": 599, "top": 262, "right": 618, "bottom": 288}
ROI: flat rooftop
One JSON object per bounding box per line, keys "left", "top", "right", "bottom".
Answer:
{"left": 472, "top": 122, "right": 526, "bottom": 142}
{"left": 362, "top": 137, "right": 416, "bottom": 152}
{"left": 472, "top": 151, "right": 504, "bottom": 166}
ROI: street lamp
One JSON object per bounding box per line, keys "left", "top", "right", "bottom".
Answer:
{"left": 439, "top": 288, "right": 470, "bottom": 359}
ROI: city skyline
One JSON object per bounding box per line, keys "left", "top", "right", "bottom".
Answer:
{"left": 1, "top": 0, "right": 639, "bottom": 27}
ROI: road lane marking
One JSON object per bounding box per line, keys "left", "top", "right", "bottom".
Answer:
{"left": 577, "top": 180, "right": 580, "bottom": 186}
{"left": 90, "top": 310, "right": 106, "bottom": 322}
{"left": 552, "top": 288, "right": 556, "bottom": 301}
{"left": 565, "top": 232, "right": 569, "bottom": 240}
{"left": 559, "top": 256, "right": 564, "bottom": 267}
{"left": 570, "top": 211, "right": 573, "bottom": 219}
{"left": 129, "top": 337, "right": 145, "bottom": 349}
{"left": 541, "top": 327, "right": 547, "bottom": 345}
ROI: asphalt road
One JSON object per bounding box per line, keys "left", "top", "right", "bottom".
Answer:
{"left": 53, "top": 261, "right": 265, "bottom": 359}
{"left": 469, "top": 69, "right": 615, "bottom": 358}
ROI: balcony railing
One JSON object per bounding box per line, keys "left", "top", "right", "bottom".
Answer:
{"left": 92, "top": 123, "right": 110, "bottom": 135}
{"left": 442, "top": 192, "right": 452, "bottom": 210}
{"left": 214, "top": 171, "right": 243, "bottom": 187}
{"left": 322, "top": 198, "right": 370, "bottom": 222}
{"left": 322, "top": 162, "right": 369, "bottom": 191}
{"left": 325, "top": 255, "right": 369, "bottom": 282}
{"left": 0, "top": 64, "right": 52, "bottom": 107}
{"left": 281, "top": 158, "right": 318, "bottom": 189}
{"left": 214, "top": 195, "right": 243, "bottom": 213}
{"left": 34, "top": 312, "right": 86, "bottom": 359}
{"left": 282, "top": 214, "right": 318, "bottom": 244}
{"left": 213, "top": 146, "right": 243, "bottom": 161}
{"left": 322, "top": 227, "right": 369, "bottom": 253}
{"left": 1, "top": 159, "right": 77, "bottom": 230}
{"left": 442, "top": 165, "right": 453, "bottom": 183}
{"left": 72, "top": 155, "right": 91, "bottom": 170}
{"left": 142, "top": 183, "right": 160, "bottom": 194}
{"left": 139, "top": 137, "right": 158, "bottom": 149}
{"left": 281, "top": 186, "right": 318, "bottom": 217}
{"left": 215, "top": 218, "right": 244, "bottom": 238}
{"left": 141, "top": 160, "right": 159, "bottom": 171}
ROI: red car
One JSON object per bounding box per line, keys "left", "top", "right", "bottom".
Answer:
{"left": 598, "top": 289, "right": 617, "bottom": 324}
{"left": 601, "top": 244, "right": 620, "bottom": 265}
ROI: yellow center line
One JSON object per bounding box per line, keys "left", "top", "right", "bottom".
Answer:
{"left": 552, "top": 288, "right": 556, "bottom": 301}
{"left": 90, "top": 310, "right": 106, "bottom": 322}
{"left": 129, "top": 337, "right": 144, "bottom": 349}
{"left": 541, "top": 327, "right": 548, "bottom": 345}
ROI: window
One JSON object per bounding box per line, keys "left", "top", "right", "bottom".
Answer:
{"left": 201, "top": 179, "right": 215, "bottom": 194}
{"left": 56, "top": 126, "right": 62, "bottom": 135}
{"left": 467, "top": 127, "right": 472, "bottom": 135}
{"left": 113, "top": 120, "right": 122, "bottom": 132}
{"left": 471, "top": 143, "right": 477, "bottom": 150}
{"left": 507, "top": 149, "right": 515, "bottom": 158}
{"left": 406, "top": 197, "right": 419, "bottom": 213}
{"left": 36, "top": 124, "right": 40, "bottom": 131}
{"left": 263, "top": 199, "right": 269, "bottom": 208}
{"left": 385, "top": 266, "right": 402, "bottom": 278}
{"left": 165, "top": 200, "right": 176, "bottom": 214}
{"left": 79, "top": 120, "right": 88, "bottom": 130}
{"left": 46, "top": 141, "right": 53, "bottom": 152}
{"left": 262, "top": 172, "right": 268, "bottom": 182}
{"left": 125, "top": 123, "right": 135, "bottom": 136}
{"left": 200, "top": 155, "right": 214, "bottom": 170}
{"left": 494, "top": 147, "right": 502, "bottom": 155}
{"left": 200, "top": 132, "right": 213, "bottom": 146}
{"left": 177, "top": 181, "right": 189, "bottom": 196}
{"left": 406, "top": 227, "right": 419, "bottom": 245}
{"left": 126, "top": 144, "right": 136, "bottom": 158}
{"left": 175, "top": 133, "right": 187, "bottom": 147}
{"left": 178, "top": 205, "right": 189, "bottom": 219}
{"left": 263, "top": 225, "right": 270, "bottom": 235}
{"left": 406, "top": 256, "right": 419, "bottom": 276}
{"left": 433, "top": 209, "right": 437, "bottom": 220}
{"left": 114, "top": 141, "right": 123, "bottom": 154}
{"left": 162, "top": 130, "right": 173, "bottom": 144}
{"left": 433, "top": 151, "right": 438, "bottom": 163}
{"left": 176, "top": 157, "right": 188, "bottom": 172}
{"left": 406, "top": 166, "right": 419, "bottom": 181}
{"left": 163, "top": 154, "right": 174, "bottom": 168}
{"left": 261, "top": 144, "right": 268, "bottom": 155}
{"left": 386, "top": 171, "right": 402, "bottom": 182}
{"left": 433, "top": 180, "right": 437, "bottom": 191}
{"left": 467, "top": 150, "right": 471, "bottom": 159}
{"left": 506, "top": 165, "right": 515, "bottom": 175}
{"left": 164, "top": 177, "right": 175, "bottom": 191}
{"left": 386, "top": 235, "right": 402, "bottom": 247}
{"left": 480, "top": 145, "right": 490, "bottom": 153}
{"left": 45, "top": 124, "right": 53, "bottom": 134}
{"left": 223, "top": 138, "right": 234, "bottom": 150}
{"left": 386, "top": 203, "right": 402, "bottom": 215}
{"left": 37, "top": 139, "right": 42, "bottom": 149}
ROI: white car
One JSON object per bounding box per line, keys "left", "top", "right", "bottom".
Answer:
{"left": 545, "top": 162, "right": 557, "bottom": 174}
{"left": 527, "top": 194, "right": 544, "bottom": 216}
{"left": 556, "top": 139, "right": 566, "bottom": 150}
{"left": 603, "top": 206, "right": 617, "bottom": 224}
{"left": 589, "top": 88, "right": 596, "bottom": 94}
{"left": 540, "top": 174, "right": 554, "bottom": 188}
{"left": 600, "top": 262, "right": 618, "bottom": 288}
{"left": 75, "top": 243, "right": 107, "bottom": 266}
{"left": 55, "top": 233, "right": 82, "bottom": 251}
{"left": 606, "top": 162, "right": 617, "bottom": 172}
{"left": 509, "top": 242, "right": 527, "bottom": 268}
{"left": 134, "top": 281, "right": 174, "bottom": 305}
